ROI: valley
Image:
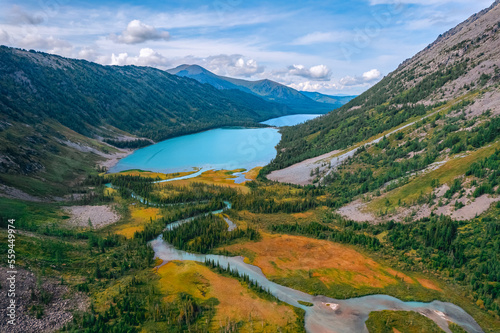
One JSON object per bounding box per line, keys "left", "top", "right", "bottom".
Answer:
{"left": 1, "top": 1, "right": 500, "bottom": 333}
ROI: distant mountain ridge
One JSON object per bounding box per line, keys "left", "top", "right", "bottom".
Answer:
{"left": 300, "top": 91, "right": 356, "bottom": 107}
{"left": 167, "top": 64, "right": 353, "bottom": 114}
{"left": 0, "top": 46, "right": 296, "bottom": 193}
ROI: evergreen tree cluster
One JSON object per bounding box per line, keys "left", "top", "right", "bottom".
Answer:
{"left": 163, "top": 214, "right": 260, "bottom": 254}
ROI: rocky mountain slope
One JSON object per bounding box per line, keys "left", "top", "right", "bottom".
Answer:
{"left": 265, "top": 0, "right": 500, "bottom": 222}
{"left": 266, "top": 0, "right": 500, "bottom": 173}
{"left": 261, "top": 4, "right": 500, "bottom": 319}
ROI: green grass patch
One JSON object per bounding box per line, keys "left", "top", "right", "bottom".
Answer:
{"left": 297, "top": 300, "right": 313, "bottom": 307}
{"left": 0, "top": 197, "right": 63, "bottom": 229}
{"left": 368, "top": 141, "right": 500, "bottom": 212}
{"left": 366, "top": 310, "right": 444, "bottom": 333}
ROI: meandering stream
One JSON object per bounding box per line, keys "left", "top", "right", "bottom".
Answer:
{"left": 150, "top": 204, "right": 483, "bottom": 333}
{"left": 108, "top": 114, "right": 484, "bottom": 332}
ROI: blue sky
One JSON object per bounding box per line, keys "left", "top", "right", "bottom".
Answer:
{"left": 0, "top": 0, "right": 494, "bottom": 94}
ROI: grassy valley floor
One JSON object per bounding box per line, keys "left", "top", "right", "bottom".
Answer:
{"left": 1, "top": 166, "right": 499, "bottom": 332}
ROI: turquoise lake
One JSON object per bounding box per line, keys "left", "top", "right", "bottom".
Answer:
{"left": 110, "top": 114, "right": 327, "bottom": 174}
{"left": 261, "top": 114, "right": 322, "bottom": 127}
{"left": 110, "top": 127, "right": 281, "bottom": 173}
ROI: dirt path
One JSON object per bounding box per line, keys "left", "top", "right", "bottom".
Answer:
{"left": 267, "top": 150, "right": 341, "bottom": 185}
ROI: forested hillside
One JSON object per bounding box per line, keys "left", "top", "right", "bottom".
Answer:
{"left": 0, "top": 46, "right": 291, "bottom": 196}
{"left": 260, "top": 1, "right": 500, "bottom": 320}
{"left": 0, "top": 46, "right": 288, "bottom": 142}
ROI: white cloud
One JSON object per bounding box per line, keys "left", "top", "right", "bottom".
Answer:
{"left": 288, "top": 81, "right": 340, "bottom": 92}
{"left": 362, "top": 69, "right": 382, "bottom": 81}
{"left": 18, "top": 34, "right": 73, "bottom": 53}
{"left": 77, "top": 47, "right": 99, "bottom": 61}
{"left": 110, "top": 53, "right": 128, "bottom": 66}
{"left": 286, "top": 64, "right": 331, "bottom": 81}
{"left": 339, "top": 69, "right": 382, "bottom": 87}
{"left": 0, "top": 29, "right": 10, "bottom": 43}
{"left": 195, "top": 54, "right": 265, "bottom": 77}
{"left": 110, "top": 20, "right": 170, "bottom": 44}
{"left": 110, "top": 48, "right": 170, "bottom": 67}
{"left": 232, "top": 57, "right": 263, "bottom": 76}
{"left": 287, "top": 69, "right": 382, "bottom": 93}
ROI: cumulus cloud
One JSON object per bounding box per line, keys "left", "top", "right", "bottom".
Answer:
{"left": 288, "top": 81, "right": 340, "bottom": 92}
{"left": 197, "top": 54, "right": 265, "bottom": 77}
{"left": 110, "top": 48, "right": 170, "bottom": 67}
{"left": 77, "top": 47, "right": 99, "bottom": 61}
{"left": 286, "top": 64, "right": 331, "bottom": 81}
{"left": 110, "top": 20, "right": 170, "bottom": 44}
{"left": 18, "top": 34, "right": 73, "bottom": 53}
{"left": 9, "top": 5, "right": 44, "bottom": 25}
{"left": 339, "top": 69, "right": 382, "bottom": 87}
{"left": 0, "top": 30, "right": 10, "bottom": 43}
{"left": 362, "top": 69, "right": 382, "bottom": 81}
{"left": 110, "top": 53, "right": 128, "bottom": 66}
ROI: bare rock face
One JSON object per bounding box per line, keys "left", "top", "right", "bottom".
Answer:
{"left": 391, "top": 0, "right": 500, "bottom": 114}
{"left": 0, "top": 267, "right": 89, "bottom": 333}
{"left": 267, "top": 2, "right": 500, "bottom": 186}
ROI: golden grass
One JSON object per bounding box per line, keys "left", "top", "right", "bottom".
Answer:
{"left": 291, "top": 212, "right": 315, "bottom": 219}
{"left": 156, "top": 260, "right": 297, "bottom": 332}
{"left": 109, "top": 169, "right": 198, "bottom": 180}
{"left": 235, "top": 208, "right": 327, "bottom": 230}
{"left": 166, "top": 169, "right": 250, "bottom": 194}
{"left": 243, "top": 167, "right": 262, "bottom": 181}
{"left": 115, "top": 225, "right": 144, "bottom": 239}
{"left": 114, "top": 206, "right": 162, "bottom": 239}
{"left": 222, "top": 233, "right": 414, "bottom": 289}
{"left": 415, "top": 278, "right": 443, "bottom": 292}
{"left": 93, "top": 276, "right": 132, "bottom": 312}
{"left": 104, "top": 187, "right": 117, "bottom": 196}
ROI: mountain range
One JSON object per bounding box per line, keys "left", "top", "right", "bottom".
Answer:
{"left": 0, "top": 1, "right": 500, "bottom": 332}
{"left": 0, "top": 46, "right": 353, "bottom": 196}
{"left": 167, "top": 64, "right": 353, "bottom": 113}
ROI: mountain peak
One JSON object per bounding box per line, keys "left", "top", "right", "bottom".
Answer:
{"left": 167, "top": 64, "right": 349, "bottom": 114}
{"left": 166, "top": 64, "right": 211, "bottom": 75}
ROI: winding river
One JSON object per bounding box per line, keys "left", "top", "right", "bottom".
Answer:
{"left": 150, "top": 204, "right": 483, "bottom": 333}
{"left": 111, "top": 115, "right": 484, "bottom": 332}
